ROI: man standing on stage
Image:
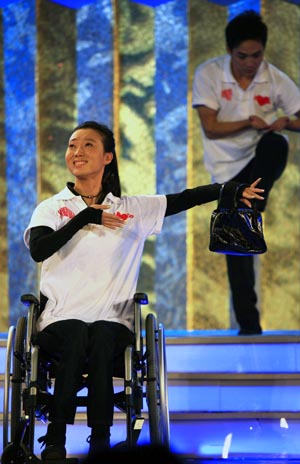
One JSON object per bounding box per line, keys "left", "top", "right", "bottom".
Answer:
{"left": 192, "top": 10, "right": 300, "bottom": 335}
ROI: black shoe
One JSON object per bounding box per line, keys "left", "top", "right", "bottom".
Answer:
{"left": 238, "top": 327, "right": 262, "bottom": 335}
{"left": 39, "top": 422, "right": 67, "bottom": 462}
{"left": 87, "top": 425, "right": 110, "bottom": 459}
{"left": 41, "top": 444, "right": 67, "bottom": 461}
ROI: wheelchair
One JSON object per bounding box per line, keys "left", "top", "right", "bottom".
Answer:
{"left": 2, "top": 292, "right": 170, "bottom": 463}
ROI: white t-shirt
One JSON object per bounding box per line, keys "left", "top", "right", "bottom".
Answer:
{"left": 24, "top": 187, "right": 167, "bottom": 332}
{"left": 192, "top": 55, "right": 300, "bottom": 183}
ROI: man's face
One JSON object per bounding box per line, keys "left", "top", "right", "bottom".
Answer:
{"left": 229, "top": 40, "right": 265, "bottom": 80}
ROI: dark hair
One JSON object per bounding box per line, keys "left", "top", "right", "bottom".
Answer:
{"left": 70, "top": 121, "right": 121, "bottom": 201}
{"left": 225, "top": 10, "right": 267, "bottom": 50}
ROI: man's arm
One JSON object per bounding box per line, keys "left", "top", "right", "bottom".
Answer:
{"left": 281, "top": 110, "right": 300, "bottom": 132}
{"left": 196, "top": 105, "right": 269, "bottom": 139}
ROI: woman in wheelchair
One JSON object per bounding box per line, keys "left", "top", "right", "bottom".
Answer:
{"left": 23, "top": 121, "right": 264, "bottom": 461}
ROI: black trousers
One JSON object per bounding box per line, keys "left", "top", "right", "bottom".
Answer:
{"left": 36, "top": 319, "right": 135, "bottom": 427}
{"left": 227, "top": 132, "right": 288, "bottom": 331}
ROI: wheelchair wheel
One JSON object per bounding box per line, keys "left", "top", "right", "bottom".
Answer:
{"left": 3, "top": 325, "right": 16, "bottom": 448}
{"left": 11, "top": 316, "right": 27, "bottom": 443}
{"left": 145, "top": 313, "right": 170, "bottom": 447}
{"left": 1, "top": 442, "right": 29, "bottom": 464}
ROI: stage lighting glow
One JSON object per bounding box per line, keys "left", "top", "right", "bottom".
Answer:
{"left": 0, "top": 1, "right": 15, "bottom": 5}
{"left": 280, "top": 418, "right": 289, "bottom": 429}
{"left": 0, "top": 0, "right": 97, "bottom": 5}
{"left": 207, "top": 0, "right": 240, "bottom": 4}
{"left": 50, "top": 0, "right": 96, "bottom": 7}
{"left": 222, "top": 433, "right": 233, "bottom": 458}
{"left": 129, "top": 0, "right": 173, "bottom": 6}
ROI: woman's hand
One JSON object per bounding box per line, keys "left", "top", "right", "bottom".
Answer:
{"left": 91, "top": 204, "right": 127, "bottom": 229}
{"left": 240, "top": 178, "right": 264, "bottom": 208}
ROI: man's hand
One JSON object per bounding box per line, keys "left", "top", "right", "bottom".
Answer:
{"left": 268, "top": 116, "right": 290, "bottom": 132}
{"left": 249, "top": 115, "right": 270, "bottom": 130}
{"left": 249, "top": 115, "right": 290, "bottom": 132}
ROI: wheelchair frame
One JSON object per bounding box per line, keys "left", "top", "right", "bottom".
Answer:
{"left": 2, "top": 293, "right": 170, "bottom": 463}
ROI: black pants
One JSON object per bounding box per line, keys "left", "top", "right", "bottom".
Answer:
{"left": 36, "top": 319, "right": 135, "bottom": 427}
{"left": 227, "top": 132, "right": 288, "bottom": 331}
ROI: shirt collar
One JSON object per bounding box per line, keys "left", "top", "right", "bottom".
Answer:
{"left": 54, "top": 185, "right": 78, "bottom": 200}
{"left": 54, "top": 184, "right": 118, "bottom": 204}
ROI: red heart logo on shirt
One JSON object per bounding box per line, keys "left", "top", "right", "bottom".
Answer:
{"left": 58, "top": 207, "right": 75, "bottom": 218}
{"left": 254, "top": 95, "right": 271, "bottom": 106}
{"left": 115, "top": 212, "right": 134, "bottom": 220}
{"left": 221, "top": 88, "right": 232, "bottom": 101}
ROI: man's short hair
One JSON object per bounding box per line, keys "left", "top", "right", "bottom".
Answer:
{"left": 225, "top": 10, "right": 267, "bottom": 50}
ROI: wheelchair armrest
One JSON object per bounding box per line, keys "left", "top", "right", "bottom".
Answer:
{"left": 133, "top": 293, "right": 148, "bottom": 354}
{"left": 21, "top": 293, "right": 40, "bottom": 307}
{"left": 134, "top": 292, "right": 148, "bottom": 305}
{"left": 20, "top": 294, "right": 41, "bottom": 352}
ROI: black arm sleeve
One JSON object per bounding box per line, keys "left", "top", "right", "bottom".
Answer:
{"left": 165, "top": 181, "right": 244, "bottom": 217}
{"left": 29, "top": 207, "right": 103, "bottom": 262}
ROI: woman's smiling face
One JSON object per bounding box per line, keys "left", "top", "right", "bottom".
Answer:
{"left": 65, "top": 128, "right": 113, "bottom": 180}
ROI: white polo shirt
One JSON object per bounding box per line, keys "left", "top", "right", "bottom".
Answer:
{"left": 192, "top": 55, "right": 300, "bottom": 183}
{"left": 24, "top": 187, "right": 167, "bottom": 332}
